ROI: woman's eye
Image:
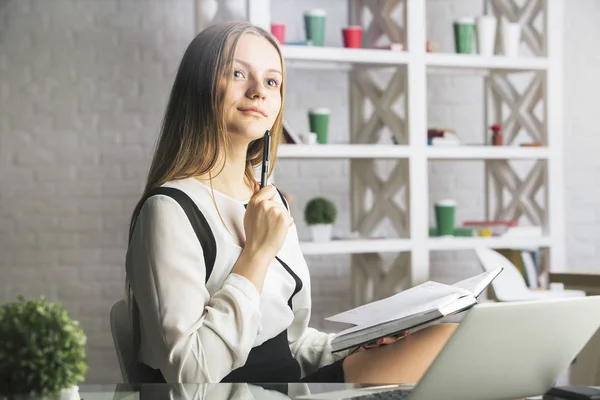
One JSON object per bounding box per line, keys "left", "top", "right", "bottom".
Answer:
{"left": 266, "top": 78, "right": 279, "bottom": 87}
{"left": 233, "top": 70, "right": 243, "bottom": 78}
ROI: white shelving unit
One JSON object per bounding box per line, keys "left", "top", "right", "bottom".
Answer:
{"left": 196, "top": 0, "right": 565, "bottom": 306}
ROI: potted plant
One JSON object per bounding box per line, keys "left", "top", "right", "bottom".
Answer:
{"left": 0, "top": 296, "right": 87, "bottom": 400}
{"left": 304, "top": 197, "right": 337, "bottom": 242}
{"left": 490, "top": 123, "right": 503, "bottom": 146}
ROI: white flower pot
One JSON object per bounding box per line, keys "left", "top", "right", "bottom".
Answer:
{"left": 13, "top": 386, "right": 81, "bottom": 400}
{"left": 60, "top": 386, "right": 80, "bottom": 400}
{"left": 310, "top": 224, "right": 333, "bottom": 242}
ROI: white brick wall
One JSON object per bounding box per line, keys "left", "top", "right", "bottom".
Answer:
{"left": 0, "top": 0, "right": 195, "bottom": 383}
{"left": 564, "top": 0, "right": 600, "bottom": 272}
{"left": 0, "top": 0, "right": 597, "bottom": 383}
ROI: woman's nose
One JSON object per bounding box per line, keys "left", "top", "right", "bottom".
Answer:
{"left": 246, "top": 78, "right": 266, "bottom": 99}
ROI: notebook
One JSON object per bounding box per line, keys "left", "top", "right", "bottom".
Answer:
{"left": 326, "top": 267, "right": 503, "bottom": 352}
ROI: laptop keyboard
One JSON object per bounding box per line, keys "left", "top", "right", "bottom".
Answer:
{"left": 349, "top": 389, "right": 412, "bottom": 400}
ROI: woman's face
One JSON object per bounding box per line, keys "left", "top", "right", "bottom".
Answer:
{"left": 223, "top": 33, "right": 283, "bottom": 142}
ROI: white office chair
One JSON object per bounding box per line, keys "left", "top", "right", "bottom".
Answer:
{"left": 110, "top": 299, "right": 139, "bottom": 383}
{"left": 474, "top": 247, "right": 585, "bottom": 302}
{"left": 110, "top": 299, "right": 164, "bottom": 384}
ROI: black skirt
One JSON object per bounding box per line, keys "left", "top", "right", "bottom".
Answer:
{"left": 300, "top": 358, "right": 346, "bottom": 383}
{"left": 223, "top": 329, "right": 346, "bottom": 383}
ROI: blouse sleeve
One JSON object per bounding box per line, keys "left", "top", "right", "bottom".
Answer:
{"left": 283, "top": 224, "right": 350, "bottom": 377}
{"left": 126, "top": 195, "right": 262, "bottom": 383}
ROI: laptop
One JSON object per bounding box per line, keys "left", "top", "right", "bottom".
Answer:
{"left": 300, "top": 296, "right": 600, "bottom": 400}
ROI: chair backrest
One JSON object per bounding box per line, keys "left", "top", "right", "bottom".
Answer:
{"left": 474, "top": 247, "right": 530, "bottom": 301}
{"left": 110, "top": 299, "right": 137, "bottom": 383}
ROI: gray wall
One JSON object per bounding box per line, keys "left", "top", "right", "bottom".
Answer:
{"left": 0, "top": 0, "right": 597, "bottom": 383}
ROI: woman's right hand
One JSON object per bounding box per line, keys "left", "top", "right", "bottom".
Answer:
{"left": 243, "top": 183, "right": 293, "bottom": 262}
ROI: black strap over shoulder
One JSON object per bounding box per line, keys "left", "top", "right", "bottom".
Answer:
{"left": 143, "top": 187, "right": 217, "bottom": 283}
{"left": 275, "top": 187, "right": 289, "bottom": 211}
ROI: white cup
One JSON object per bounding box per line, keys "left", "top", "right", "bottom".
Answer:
{"left": 476, "top": 16, "right": 497, "bottom": 56}
{"left": 301, "top": 132, "right": 318, "bottom": 145}
{"left": 501, "top": 19, "right": 521, "bottom": 57}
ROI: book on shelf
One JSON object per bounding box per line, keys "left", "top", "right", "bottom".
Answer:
{"left": 282, "top": 119, "right": 303, "bottom": 144}
{"left": 496, "top": 248, "right": 540, "bottom": 288}
{"left": 427, "top": 127, "right": 460, "bottom": 146}
{"left": 325, "top": 267, "right": 503, "bottom": 353}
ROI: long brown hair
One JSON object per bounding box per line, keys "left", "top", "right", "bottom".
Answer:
{"left": 126, "top": 21, "right": 285, "bottom": 356}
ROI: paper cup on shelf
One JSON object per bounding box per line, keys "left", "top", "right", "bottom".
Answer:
{"left": 270, "top": 23, "right": 286, "bottom": 44}
{"left": 434, "top": 199, "right": 457, "bottom": 237}
{"left": 453, "top": 17, "right": 475, "bottom": 54}
{"left": 501, "top": 19, "right": 521, "bottom": 57}
{"left": 342, "top": 26, "right": 363, "bottom": 48}
{"left": 300, "top": 132, "right": 318, "bottom": 145}
{"left": 308, "top": 108, "right": 330, "bottom": 144}
{"left": 304, "top": 9, "right": 327, "bottom": 47}
{"left": 476, "top": 16, "right": 497, "bottom": 56}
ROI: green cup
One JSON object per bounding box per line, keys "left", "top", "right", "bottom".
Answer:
{"left": 453, "top": 18, "right": 475, "bottom": 54}
{"left": 434, "top": 200, "right": 456, "bottom": 237}
{"left": 308, "top": 108, "right": 330, "bottom": 144}
{"left": 304, "top": 9, "right": 327, "bottom": 47}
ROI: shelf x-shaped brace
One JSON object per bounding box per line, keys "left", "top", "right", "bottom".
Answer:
{"left": 488, "top": 0, "right": 544, "bottom": 56}
{"left": 349, "top": 0, "right": 405, "bottom": 47}
{"left": 352, "top": 159, "right": 408, "bottom": 237}
{"left": 489, "top": 160, "right": 545, "bottom": 225}
{"left": 490, "top": 73, "right": 544, "bottom": 144}
{"left": 351, "top": 252, "right": 411, "bottom": 305}
{"left": 351, "top": 67, "right": 407, "bottom": 144}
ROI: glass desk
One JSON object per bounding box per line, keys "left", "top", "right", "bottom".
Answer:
{"left": 7, "top": 383, "right": 548, "bottom": 400}
{"left": 72, "top": 383, "right": 397, "bottom": 400}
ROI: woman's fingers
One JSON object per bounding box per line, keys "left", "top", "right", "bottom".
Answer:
{"left": 361, "top": 331, "right": 409, "bottom": 350}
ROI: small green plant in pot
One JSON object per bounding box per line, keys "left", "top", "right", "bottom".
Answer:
{"left": 304, "top": 197, "right": 337, "bottom": 242}
{"left": 0, "top": 296, "right": 87, "bottom": 399}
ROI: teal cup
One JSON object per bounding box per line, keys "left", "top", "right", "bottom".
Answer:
{"left": 434, "top": 200, "right": 457, "bottom": 237}
{"left": 453, "top": 18, "right": 475, "bottom": 54}
{"left": 308, "top": 108, "right": 330, "bottom": 144}
{"left": 304, "top": 9, "right": 327, "bottom": 47}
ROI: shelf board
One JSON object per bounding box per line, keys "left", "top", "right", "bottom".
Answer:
{"left": 426, "top": 53, "right": 549, "bottom": 72}
{"left": 426, "top": 146, "right": 550, "bottom": 160}
{"left": 277, "top": 145, "right": 548, "bottom": 160}
{"left": 281, "top": 45, "right": 410, "bottom": 67}
{"left": 278, "top": 144, "right": 411, "bottom": 159}
{"left": 300, "top": 238, "right": 412, "bottom": 255}
{"left": 299, "top": 236, "right": 550, "bottom": 254}
{"left": 281, "top": 47, "right": 548, "bottom": 71}
{"left": 427, "top": 236, "right": 551, "bottom": 251}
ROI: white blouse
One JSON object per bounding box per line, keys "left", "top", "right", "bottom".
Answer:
{"left": 126, "top": 177, "right": 346, "bottom": 383}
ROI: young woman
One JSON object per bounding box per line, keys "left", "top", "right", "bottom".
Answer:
{"left": 125, "top": 20, "right": 457, "bottom": 384}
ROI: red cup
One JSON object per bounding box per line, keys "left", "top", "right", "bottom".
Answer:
{"left": 270, "top": 23, "right": 286, "bottom": 44}
{"left": 342, "top": 26, "right": 362, "bottom": 48}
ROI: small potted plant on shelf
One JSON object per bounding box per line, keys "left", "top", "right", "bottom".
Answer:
{"left": 490, "top": 123, "right": 503, "bottom": 146}
{"left": 0, "top": 296, "right": 87, "bottom": 400}
{"left": 304, "top": 197, "right": 337, "bottom": 242}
